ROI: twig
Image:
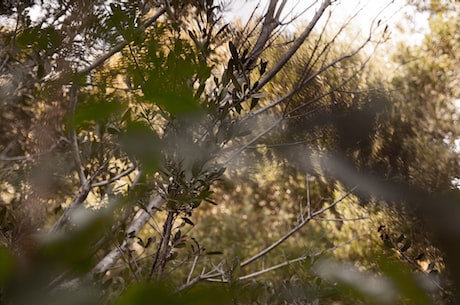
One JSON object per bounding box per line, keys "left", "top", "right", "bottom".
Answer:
{"left": 187, "top": 254, "right": 200, "bottom": 284}
{"left": 240, "top": 185, "right": 358, "bottom": 268}
{"left": 69, "top": 82, "right": 86, "bottom": 185}
{"left": 247, "top": 0, "right": 280, "bottom": 66}
{"left": 77, "top": 7, "right": 166, "bottom": 76}
{"left": 91, "top": 164, "right": 137, "bottom": 187}
{"left": 91, "top": 194, "right": 164, "bottom": 275}
{"left": 0, "top": 138, "right": 65, "bottom": 161}
{"left": 386, "top": 231, "right": 449, "bottom": 295}
{"left": 175, "top": 265, "right": 223, "bottom": 294}
{"left": 313, "top": 216, "right": 369, "bottom": 222}
{"left": 252, "top": 0, "right": 332, "bottom": 93}
{"left": 154, "top": 211, "right": 177, "bottom": 281}
{"left": 306, "top": 173, "right": 311, "bottom": 218}
{"left": 49, "top": 161, "right": 108, "bottom": 233}
{"left": 238, "top": 234, "right": 366, "bottom": 281}
{"left": 223, "top": 117, "right": 283, "bottom": 164}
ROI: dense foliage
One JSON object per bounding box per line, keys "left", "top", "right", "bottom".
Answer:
{"left": 0, "top": 0, "right": 459, "bottom": 304}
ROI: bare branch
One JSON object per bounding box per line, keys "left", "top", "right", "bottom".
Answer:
{"left": 313, "top": 216, "right": 368, "bottom": 222}
{"left": 69, "top": 82, "right": 86, "bottom": 185}
{"left": 223, "top": 117, "right": 283, "bottom": 164}
{"left": 253, "top": 0, "right": 332, "bottom": 92}
{"left": 239, "top": 185, "right": 358, "bottom": 268}
{"left": 247, "top": 0, "right": 280, "bottom": 65}
{"left": 187, "top": 254, "right": 200, "bottom": 284}
{"left": 0, "top": 137, "right": 67, "bottom": 161}
{"left": 91, "top": 194, "right": 165, "bottom": 275}
{"left": 49, "top": 162, "right": 107, "bottom": 233}
{"left": 238, "top": 234, "right": 365, "bottom": 281}
{"left": 91, "top": 164, "right": 137, "bottom": 187}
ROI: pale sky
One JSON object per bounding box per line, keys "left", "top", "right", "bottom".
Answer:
{"left": 223, "top": 0, "right": 429, "bottom": 44}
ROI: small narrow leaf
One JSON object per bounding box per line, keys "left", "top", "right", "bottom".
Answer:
{"left": 229, "top": 41, "right": 238, "bottom": 60}
{"left": 174, "top": 243, "right": 186, "bottom": 248}
{"left": 399, "top": 240, "right": 411, "bottom": 252}
{"left": 182, "top": 217, "right": 195, "bottom": 226}
{"left": 127, "top": 230, "right": 136, "bottom": 238}
{"left": 216, "top": 24, "right": 229, "bottom": 36}
{"left": 174, "top": 230, "right": 182, "bottom": 241}
{"left": 205, "top": 198, "right": 218, "bottom": 205}
{"left": 144, "top": 237, "right": 154, "bottom": 248}
{"left": 260, "top": 60, "right": 268, "bottom": 75}
{"left": 206, "top": 251, "right": 223, "bottom": 255}
{"left": 136, "top": 237, "right": 144, "bottom": 248}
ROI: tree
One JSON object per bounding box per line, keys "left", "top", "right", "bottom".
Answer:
{"left": 0, "top": 0, "right": 458, "bottom": 304}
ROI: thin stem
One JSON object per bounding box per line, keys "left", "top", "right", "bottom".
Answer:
{"left": 69, "top": 82, "right": 86, "bottom": 185}
{"left": 152, "top": 211, "right": 176, "bottom": 281}
{"left": 91, "top": 164, "right": 137, "bottom": 187}
{"left": 240, "top": 185, "right": 358, "bottom": 268}
{"left": 77, "top": 7, "right": 166, "bottom": 76}
{"left": 187, "top": 254, "right": 200, "bottom": 284}
{"left": 92, "top": 194, "right": 164, "bottom": 275}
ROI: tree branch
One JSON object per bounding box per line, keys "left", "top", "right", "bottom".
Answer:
{"left": 240, "top": 185, "right": 358, "bottom": 268}
{"left": 69, "top": 82, "right": 86, "bottom": 185}
{"left": 77, "top": 7, "right": 166, "bottom": 76}
{"left": 238, "top": 233, "right": 366, "bottom": 281}
{"left": 49, "top": 162, "right": 107, "bottom": 233}
{"left": 91, "top": 194, "right": 164, "bottom": 275}
{"left": 247, "top": 0, "right": 280, "bottom": 65}
{"left": 91, "top": 164, "right": 137, "bottom": 187}
{"left": 253, "top": 0, "right": 332, "bottom": 92}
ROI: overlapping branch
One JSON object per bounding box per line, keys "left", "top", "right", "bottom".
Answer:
{"left": 176, "top": 185, "right": 359, "bottom": 292}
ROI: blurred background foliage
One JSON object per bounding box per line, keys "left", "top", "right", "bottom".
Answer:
{"left": 0, "top": 0, "right": 459, "bottom": 304}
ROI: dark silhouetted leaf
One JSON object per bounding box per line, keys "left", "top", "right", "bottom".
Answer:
{"left": 182, "top": 217, "right": 195, "bottom": 226}
{"left": 229, "top": 41, "right": 238, "bottom": 60}
{"left": 174, "top": 230, "right": 182, "bottom": 241}
{"left": 259, "top": 60, "right": 268, "bottom": 75}
{"left": 427, "top": 262, "right": 435, "bottom": 271}
{"left": 399, "top": 240, "right": 411, "bottom": 252}
{"left": 174, "top": 243, "right": 186, "bottom": 248}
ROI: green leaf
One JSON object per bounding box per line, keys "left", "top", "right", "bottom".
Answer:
{"left": 120, "top": 122, "right": 160, "bottom": 174}
{"left": 74, "top": 98, "right": 122, "bottom": 127}
{"left": 174, "top": 243, "right": 186, "bottom": 248}
{"left": 174, "top": 230, "right": 182, "bottom": 241}
{"left": 379, "top": 257, "right": 430, "bottom": 304}
{"left": 229, "top": 41, "right": 238, "bottom": 60}
{"left": 0, "top": 247, "right": 14, "bottom": 285}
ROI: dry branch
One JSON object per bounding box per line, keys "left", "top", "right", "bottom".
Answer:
{"left": 91, "top": 194, "right": 165, "bottom": 275}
